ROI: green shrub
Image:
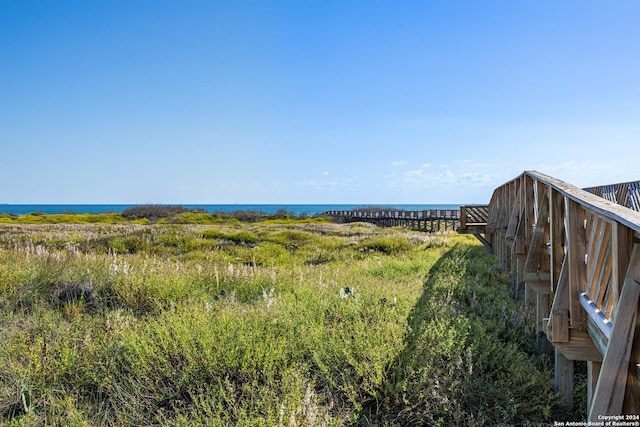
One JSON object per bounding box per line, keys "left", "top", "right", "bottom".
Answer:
{"left": 199, "top": 229, "right": 258, "bottom": 245}
{"left": 109, "top": 235, "right": 147, "bottom": 254}
{"left": 357, "top": 236, "right": 411, "bottom": 254}
{"left": 226, "top": 231, "right": 258, "bottom": 245}
{"left": 264, "top": 230, "right": 316, "bottom": 251}
{"left": 201, "top": 228, "right": 227, "bottom": 239}
{"left": 252, "top": 243, "right": 288, "bottom": 265}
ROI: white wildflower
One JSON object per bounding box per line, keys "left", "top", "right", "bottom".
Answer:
{"left": 262, "top": 287, "right": 276, "bottom": 308}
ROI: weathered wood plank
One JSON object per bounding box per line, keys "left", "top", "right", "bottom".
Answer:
{"left": 523, "top": 188, "right": 550, "bottom": 276}
{"left": 551, "top": 309, "right": 570, "bottom": 343}
{"left": 555, "top": 329, "right": 603, "bottom": 362}
{"left": 566, "top": 199, "right": 587, "bottom": 330}
{"left": 555, "top": 349, "right": 574, "bottom": 410}
{"left": 524, "top": 271, "right": 551, "bottom": 282}
{"left": 524, "top": 174, "right": 536, "bottom": 245}
{"left": 551, "top": 261, "right": 570, "bottom": 343}
{"left": 585, "top": 212, "right": 599, "bottom": 274}
{"left": 630, "top": 182, "right": 640, "bottom": 211}
{"left": 506, "top": 187, "right": 522, "bottom": 242}
{"left": 587, "top": 316, "right": 609, "bottom": 359}
{"left": 593, "top": 240, "right": 613, "bottom": 313}
{"left": 550, "top": 190, "right": 565, "bottom": 292}
{"left": 586, "top": 218, "right": 611, "bottom": 305}
{"left": 588, "top": 361, "right": 602, "bottom": 414}
{"left": 515, "top": 235, "right": 526, "bottom": 255}
{"left": 624, "top": 301, "right": 640, "bottom": 413}
{"left": 526, "top": 280, "right": 552, "bottom": 294}
{"left": 538, "top": 292, "right": 552, "bottom": 353}
{"left": 609, "top": 223, "right": 633, "bottom": 322}
{"left": 460, "top": 225, "right": 487, "bottom": 234}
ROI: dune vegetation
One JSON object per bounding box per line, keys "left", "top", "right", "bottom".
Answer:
{"left": 0, "top": 210, "right": 584, "bottom": 425}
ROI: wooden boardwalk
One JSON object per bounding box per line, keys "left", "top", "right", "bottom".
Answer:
{"left": 323, "top": 209, "right": 460, "bottom": 232}
{"left": 459, "top": 171, "right": 640, "bottom": 419}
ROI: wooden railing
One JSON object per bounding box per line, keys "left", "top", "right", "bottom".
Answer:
{"left": 460, "top": 205, "right": 489, "bottom": 227}
{"left": 458, "top": 205, "right": 491, "bottom": 249}
{"left": 323, "top": 209, "right": 460, "bottom": 232}
{"left": 584, "top": 180, "right": 640, "bottom": 212}
{"left": 459, "top": 171, "right": 640, "bottom": 419}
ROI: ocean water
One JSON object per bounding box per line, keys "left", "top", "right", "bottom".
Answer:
{"left": 0, "top": 204, "right": 461, "bottom": 216}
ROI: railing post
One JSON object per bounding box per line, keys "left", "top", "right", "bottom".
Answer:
{"left": 555, "top": 348, "right": 575, "bottom": 410}
{"left": 566, "top": 199, "right": 587, "bottom": 330}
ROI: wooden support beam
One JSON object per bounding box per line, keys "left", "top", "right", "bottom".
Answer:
{"left": 472, "top": 233, "right": 491, "bottom": 251}
{"left": 555, "top": 348, "right": 574, "bottom": 411}
{"left": 587, "top": 316, "right": 609, "bottom": 360}
{"left": 616, "top": 184, "right": 630, "bottom": 209}
{"left": 624, "top": 299, "right": 640, "bottom": 413}
{"left": 515, "top": 236, "right": 526, "bottom": 255}
{"left": 526, "top": 280, "right": 552, "bottom": 294}
{"left": 523, "top": 188, "right": 550, "bottom": 277}
{"left": 566, "top": 199, "right": 587, "bottom": 330}
{"left": 524, "top": 271, "right": 551, "bottom": 282}
{"left": 588, "top": 361, "right": 602, "bottom": 414}
{"left": 589, "top": 244, "right": 640, "bottom": 421}
{"left": 537, "top": 293, "right": 552, "bottom": 353}
{"left": 460, "top": 224, "right": 487, "bottom": 234}
{"left": 506, "top": 187, "right": 522, "bottom": 242}
{"left": 551, "top": 260, "right": 571, "bottom": 343}
{"left": 551, "top": 309, "right": 570, "bottom": 343}
{"left": 609, "top": 223, "right": 634, "bottom": 321}
{"left": 585, "top": 217, "right": 611, "bottom": 299}
{"left": 593, "top": 238, "right": 613, "bottom": 314}
{"left": 524, "top": 174, "right": 536, "bottom": 245}
{"left": 550, "top": 190, "right": 565, "bottom": 292}
{"left": 555, "top": 329, "right": 603, "bottom": 362}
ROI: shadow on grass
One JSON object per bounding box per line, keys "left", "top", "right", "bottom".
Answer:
{"left": 359, "top": 242, "right": 585, "bottom": 426}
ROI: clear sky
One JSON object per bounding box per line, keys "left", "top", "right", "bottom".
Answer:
{"left": 2, "top": 1, "right": 639, "bottom": 204}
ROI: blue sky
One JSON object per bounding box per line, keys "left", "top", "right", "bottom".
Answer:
{"left": 2, "top": 1, "right": 639, "bottom": 204}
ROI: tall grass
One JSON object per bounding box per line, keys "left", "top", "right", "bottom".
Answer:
{"left": 0, "top": 220, "right": 583, "bottom": 425}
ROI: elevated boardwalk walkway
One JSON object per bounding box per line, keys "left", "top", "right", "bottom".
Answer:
{"left": 323, "top": 209, "right": 460, "bottom": 232}
{"left": 459, "top": 171, "right": 640, "bottom": 419}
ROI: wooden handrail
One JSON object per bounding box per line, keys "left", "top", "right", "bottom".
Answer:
{"left": 526, "top": 171, "right": 640, "bottom": 234}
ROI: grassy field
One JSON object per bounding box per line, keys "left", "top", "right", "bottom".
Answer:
{"left": 0, "top": 214, "right": 583, "bottom": 426}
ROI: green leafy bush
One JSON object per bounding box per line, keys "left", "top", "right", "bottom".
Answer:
{"left": 226, "top": 231, "right": 258, "bottom": 245}
{"left": 357, "top": 236, "right": 411, "bottom": 254}
{"left": 201, "top": 228, "right": 227, "bottom": 239}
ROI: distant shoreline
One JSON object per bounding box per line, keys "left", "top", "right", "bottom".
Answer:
{"left": 0, "top": 204, "right": 461, "bottom": 216}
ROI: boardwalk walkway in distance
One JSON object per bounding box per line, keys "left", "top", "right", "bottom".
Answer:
{"left": 458, "top": 170, "right": 640, "bottom": 420}
{"left": 323, "top": 209, "right": 460, "bottom": 232}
